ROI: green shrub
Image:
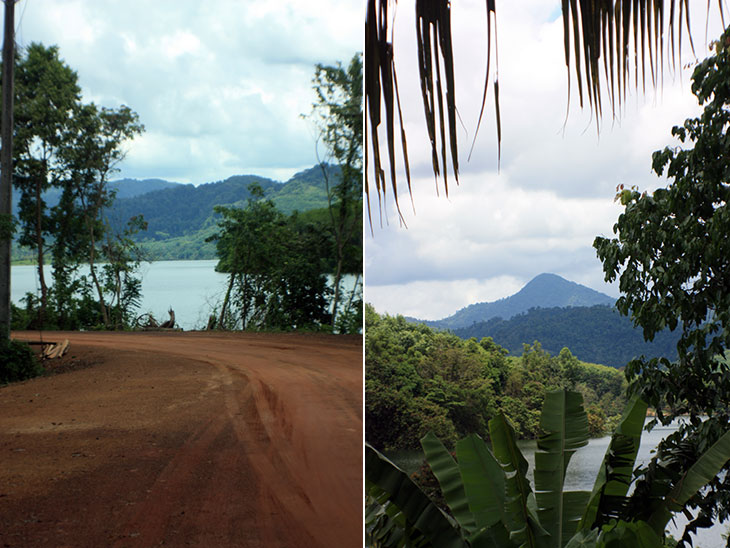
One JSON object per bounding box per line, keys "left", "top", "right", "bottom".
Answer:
{"left": 0, "top": 340, "right": 44, "bottom": 385}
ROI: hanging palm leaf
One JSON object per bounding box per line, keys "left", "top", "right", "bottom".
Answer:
{"left": 364, "top": 1, "right": 725, "bottom": 225}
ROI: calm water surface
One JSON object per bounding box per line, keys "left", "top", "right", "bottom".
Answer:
{"left": 386, "top": 421, "right": 728, "bottom": 547}
{"left": 11, "top": 260, "right": 360, "bottom": 331}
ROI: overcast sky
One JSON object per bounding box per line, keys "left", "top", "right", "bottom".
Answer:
{"left": 365, "top": 0, "right": 726, "bottom": 321}
{"left": 11, "top": 0, "right": 361, "bottom": 184}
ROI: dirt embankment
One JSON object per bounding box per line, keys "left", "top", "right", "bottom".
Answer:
{"left": 0, "top": 331, "right": 362, "bottom": 548}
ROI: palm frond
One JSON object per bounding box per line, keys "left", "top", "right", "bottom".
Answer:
{"left": 364, "top": 1, "right": 724, "bottom": 225}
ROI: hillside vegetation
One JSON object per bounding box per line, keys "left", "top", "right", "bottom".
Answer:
{"left": 365, "top": 305, "right": 627, "bottom": 451}
{"left": 452, "top": 304, "right": 680, "bottom": 368}
{"left": 106, "top": 165, "right": 336, "bottom": 260}
{"left": 11, "top": 165, "right": 337, "bottom": 264}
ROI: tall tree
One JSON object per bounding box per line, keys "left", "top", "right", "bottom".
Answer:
{"left": 595, "top": 27, "right": 730, "bottom": 539}
{"left": 12, "top": 43, "right": 81, "bottom": 320}
{"left": 209, "top": 183, "right": 283, "bottom": 330}
{"left": 209, "top": 183, "right": 332, "bottom": 331}
{"left": 309, "top": 53, "right": 363, "bottom": 330}
{"left": 58, "top": 102, "right": 144, "bottom": 327}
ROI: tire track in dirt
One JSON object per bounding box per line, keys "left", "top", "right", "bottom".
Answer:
{"left": 4, "top": 331, "right": 361, "bottom": 548}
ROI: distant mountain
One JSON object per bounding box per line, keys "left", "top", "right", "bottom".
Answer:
{"left": 106, "top": 164, "right": 336, "bottom": 240}
{"left": 452, "top": 305, "right": 680, "bottom": 369}
{"left": 11, "top": 165, "right": 338, "bottom": 262}
{"left": 108, "top": 178, "right": 182, "bottom": 199}
{"left": 11, "top": 177, "right": 182, "bottom": 213}
{"left": 411, "top": 273, "right": 615, "bottom": 330}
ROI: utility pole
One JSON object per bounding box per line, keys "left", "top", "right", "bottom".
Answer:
{"left": 0, "top": 0, "right": 15, "bottom": 343}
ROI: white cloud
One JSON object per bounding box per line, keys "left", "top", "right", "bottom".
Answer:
{"left": 365, "top": 276, "right": 525, "bottom": 321}
{"left": 159, "top": 30, "right": 202, "bottom": 60}
{"left": 15, "top": 0, "right": 361, "bottom": 184}
{"left": 366, "top": 1, "right": 724, "bottom": 320}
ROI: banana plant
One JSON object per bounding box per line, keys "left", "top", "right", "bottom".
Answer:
{"left": 365, "top": 389, "right": 730, "bottom": 548}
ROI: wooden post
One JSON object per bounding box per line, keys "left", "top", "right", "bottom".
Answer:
{"left": 0, "top": 0, "right": 16, "bottom": 343}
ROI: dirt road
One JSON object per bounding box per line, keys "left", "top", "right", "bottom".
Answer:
{"left": 0, "top": 331, "right": 362, "bottom": 547}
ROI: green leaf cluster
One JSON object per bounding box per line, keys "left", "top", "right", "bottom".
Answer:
{"left": 366, "top": 390, "right": 730, "bottom": 548}
{"left": 6, "top": 42, "right": 146, "bottom": 330}
{"left": 0, "top": 339, "right": 44, "bottom": 385}
{"left": 206, "top": 183, "right": 336, "bottom": 332}
{"left": 365, "top": 307, "right": 626, "bottom": 450}
{"left": 594, "top": 26, "right": 730, "bottom": 536}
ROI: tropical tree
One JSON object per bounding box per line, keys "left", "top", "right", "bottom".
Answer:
{"left": 366, "top": 389, "right": 730, "bottom": 547}
{"left": 308, "top": 53, "right": 363, "bottom": 329}
{"left": 365, "top": 1, "right": 725, "bottom": 215}
{"left": 98, "top": 214, "right": 147, "bottom": 328}
{"left": 594, "top": 25, "right": 730, "bottom": 540}
{"left": 11, "top": 43, "right": 81, "bottom": 320}
{"left": 58, "top": 102, "right": 144, "bottom": 327}
{"left": 208, "top": 183, "right": 332, "bottom": 331}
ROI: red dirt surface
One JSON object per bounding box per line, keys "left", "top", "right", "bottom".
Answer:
{"left": 0, "top": 331, "right": 362, "bottom": 547}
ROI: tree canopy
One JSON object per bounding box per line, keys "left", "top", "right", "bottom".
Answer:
{"left": 365, "top": 305, "right": 626, "bottom": 450}
{"left": 6, "top": 42, "right": 146, "bottom": 331}
{"left": 595, "top": 25, "right": 730, "bottom": 540}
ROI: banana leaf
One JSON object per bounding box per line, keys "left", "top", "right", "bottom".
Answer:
{"left": 534, "top": 390, "right": 591, "bottom": 548}
{"left": 365, "top": 492, "right": 430, "bottom": 548}
{"left": 578, "top": 395, "right": 648, "bottom": 531}
{"left": 421, "top": 432, "right": 478, "bottom": 534}
{"left": 456, "top": 434, "right": 514, "bottom": 548}
{"left": 490, "top": 413, "right": 551, "bottom": 548}
{"left": 455, "top": 434, "right": 507, "bottom": 529}
{"left": 365, "top": 442, "right": 466, "bottom": 548}
{"left": 647, "top": 428, "right": 730, "bottom": 535}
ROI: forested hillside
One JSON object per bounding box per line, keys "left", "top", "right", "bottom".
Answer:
{"left": 410, "top": 273, "right": 615, "bottom": 330}
{"left": 452, "top": 305, "right": 680, "bottom": 368}
{"left": 108, "top": 165, "right": 334, "bottom": 239}
{"left": 11, "top": 177, "right": 180, "bottom": 214}
{"left": 101, "top": 165, "right": 337, "bottom": 260}
{"left": 365, "top": 305, "right": 627, "bottom": 451}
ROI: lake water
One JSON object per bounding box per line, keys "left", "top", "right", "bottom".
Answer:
{"left": 386, "top": 421, "right": 728, "bottom": 547}
{"left": 11, "top": 260, "right": 361, "bottom": 331}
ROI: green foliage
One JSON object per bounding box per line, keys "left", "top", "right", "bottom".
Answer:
{"left": 366, "top": 305, "right": 509, "bottom": 449}
{"left": 308, "top": 53, "right": 363, "bottom": 328}
{"left": 366, "top": 390, "right": 730, "bottom": 548}
{"left": 366, "top": 306, "right": 628, "bottom": 450}
{"left": 453, "top": 305, "right": 680, "bottom": 369}
{"left": 0, "top": 339, "right": 44, "bottom": 385}
{"left": 594, "top": 26, "right": 730, "bottom": 539}
{"left": 10, "top": 43, "right": 83, "bottom": 315}
{"left": 208, "top": 183, "right": 332, "bottom": 331}
{"left": 98, "top": 215, "right": 147, "bottom": 328}
{"left": 7, "top": 42, "right": 145, "bottom": 330}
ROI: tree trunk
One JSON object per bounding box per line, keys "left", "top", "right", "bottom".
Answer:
{"left": 87, "top": 226, "right": 108, "bottom": 327}
{"left": 34, "top": 178, "right": 48, "bottom": 320}
{"left": 331, "top": 258, "right": 343, "bottom": 329}
{"left": 218, "top": 273, "right": 234, "bottom": 329}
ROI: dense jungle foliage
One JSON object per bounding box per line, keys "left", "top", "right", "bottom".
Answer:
{"left": 365, "top": 305, "right": 627, "bottom": 450}
{"left": 453, "top": 304, "right": 680, "bottom": 368}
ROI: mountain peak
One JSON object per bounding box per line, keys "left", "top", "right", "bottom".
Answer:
{"left": 413, "top": 273, "right": 614, "bottom": 330}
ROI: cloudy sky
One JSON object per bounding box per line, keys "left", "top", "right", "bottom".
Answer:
{"left": 12, "top": 0, "right": 362, "bottom": 184}
{"left": 365, "top": 1, "right": 727, "bottom": 321}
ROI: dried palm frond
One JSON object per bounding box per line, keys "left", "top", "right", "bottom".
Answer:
{"left": 364, "top": 1, "right": 725, "bottom": 228}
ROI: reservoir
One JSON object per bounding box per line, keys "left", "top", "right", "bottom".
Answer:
{"left": 11, "top": 260, "right": 360, "bottom": 331}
